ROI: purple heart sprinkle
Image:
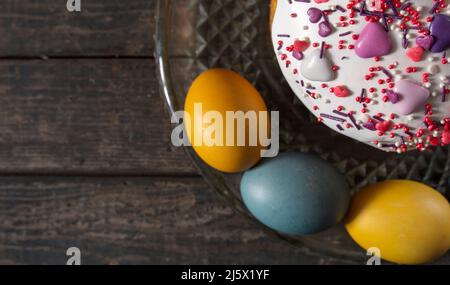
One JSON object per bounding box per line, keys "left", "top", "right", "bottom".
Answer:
{"left": 318, "top": 21, "right": 333, "bottom": 37}
{"left": 386, "top": 90, "right": 400, "bottom": 104}
{"left": 307, "top": 8, "right": 322, "bottom": 24}
{"left": 292, "top": 51, "right": 304, "bottom": 61}
{"left": 363, "top": 121, "right": 377, "bottom": 131}
{"left": 416, "top": 35, "right": 435, "bottom": 51}
{"left": 430, "top": 14, "right": 450, "bottom": 53}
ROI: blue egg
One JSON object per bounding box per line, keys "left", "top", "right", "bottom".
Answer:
{"left": 240, "top": 152, "right": 350, "bottom": 235}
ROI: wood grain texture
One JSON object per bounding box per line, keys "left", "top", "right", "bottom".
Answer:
{"left": 0, "top": 0, "right": 155, "bottom": 57}
{"left": 0, "top": 176, "right": 344, "bottom": 265}
{"left": 0, "top": 59, "right": 196, "bottom": 175}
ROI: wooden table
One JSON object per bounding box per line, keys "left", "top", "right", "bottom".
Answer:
{"left": 0, "top": 0, "right": 343, "bottom": 265}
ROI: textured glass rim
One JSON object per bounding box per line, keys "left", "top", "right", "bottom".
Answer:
{"left": 154, "top": 0, "right": 377, "bottom": 264}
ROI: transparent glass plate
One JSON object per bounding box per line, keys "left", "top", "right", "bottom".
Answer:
{"left": 155, "top": 0, "right": 450, "bottom": 264}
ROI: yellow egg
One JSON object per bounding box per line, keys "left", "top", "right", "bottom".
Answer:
{"left": 185, "top": 69, "right": 269, "bottom": 173}
{"left": 345, "top": 180, "right": 450, "bottom": 265}
{"left": 270, "top": 0, "right": 278, "bottom": 28}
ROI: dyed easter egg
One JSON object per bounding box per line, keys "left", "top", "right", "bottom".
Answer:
{"left": 345, "top": 180, "right": 450, "bottom": 265}
{"left": 271, "top": 0, "right": 450, "bottom": 152}
{"left": 240, "top": 152, "right": 350, "bottom": 235}
{"left": 185, "top": 69, "right": 269, "bottom": 173}
{"left": 270, "top": 0, "right": 278, "bottom": 28}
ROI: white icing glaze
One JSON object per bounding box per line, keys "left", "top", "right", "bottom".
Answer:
{"left": 272, "top": 0, "right": 450, "bottom": 152}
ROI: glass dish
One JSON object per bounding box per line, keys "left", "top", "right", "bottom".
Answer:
{"left": 155, "top": 0, "right": 450, "bottom": 264}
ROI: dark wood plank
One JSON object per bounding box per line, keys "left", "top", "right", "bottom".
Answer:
{"left": 0, "top": 1, "right": 273, "bottom": 58}
{"left": 0, "top": 59, "right": 196, "bottom": 175}
{"left": 0, "top": 0, "right": 155, "bottom": 57}
{"left": 0, "top": 176, "right": 344, "bottom": 265}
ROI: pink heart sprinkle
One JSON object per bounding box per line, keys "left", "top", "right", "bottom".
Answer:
{"left": 406, "top": 46, "right": 424, "bottom": 62}
{"left": 355, "top": 22, "right": 392, "bottom": 58}
{"left": 333, "top": 86, "right": 350, "bottom": 97}
{"left": 393, "top": 80, "right": 430, "bottom": 115}
{"left": 293, "top": 40, "right": 310, "bottom": 52}
{"left": 375, "top": 120, "right": 392, "bottom": 133}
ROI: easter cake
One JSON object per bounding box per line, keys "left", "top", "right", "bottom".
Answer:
{"left": 271, "top": 0, "right": 450, "bottom": 152}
